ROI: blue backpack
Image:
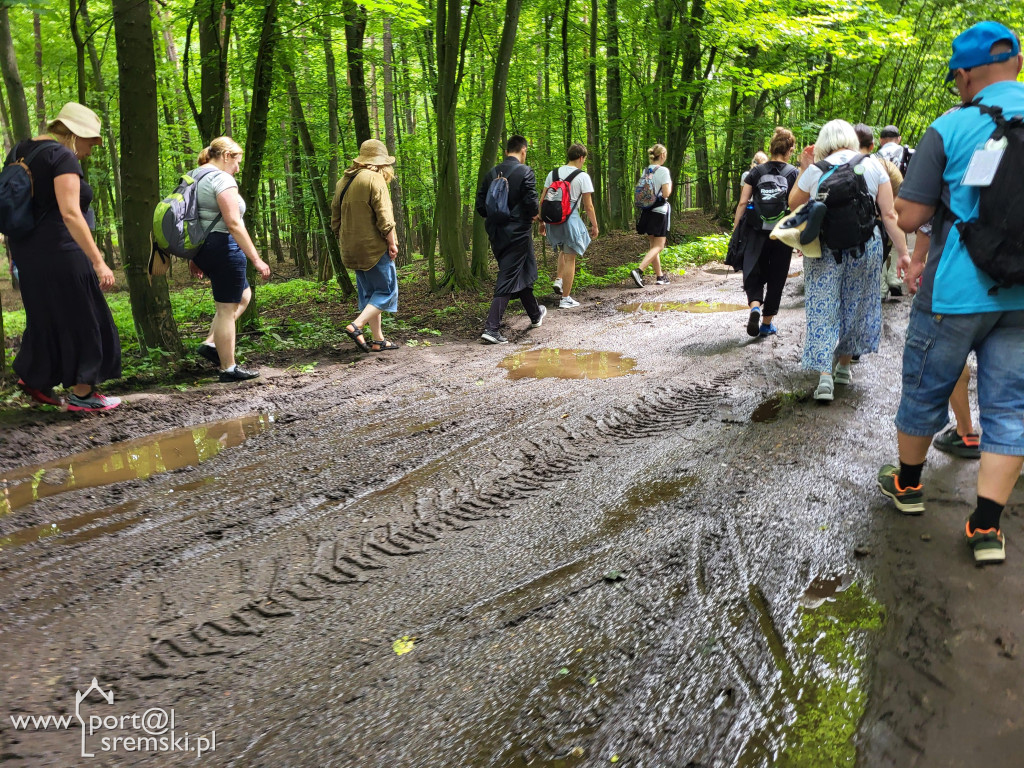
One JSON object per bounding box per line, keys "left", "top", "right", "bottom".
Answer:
{"left": 0, "top": 141, "right": 57, "bottom": 239}
{"left": 485, "top": 166, "right": 524, "bottom": 224}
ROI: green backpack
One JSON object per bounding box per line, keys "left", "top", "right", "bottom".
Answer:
{"left": 152, "top": 168, "right": 223, "bottom": 258}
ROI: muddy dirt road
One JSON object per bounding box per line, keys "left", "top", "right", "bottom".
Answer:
{"left": 2, "top": 263, "right": 1023, "bottom": 767}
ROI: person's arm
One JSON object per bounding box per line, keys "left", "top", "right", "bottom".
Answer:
{"left": 216, "top": 186, "right": 270, "bottom": 279}
{"left": 53, "top": 173, "right": 114, "bottom": 289}
{"left": 520, "top": 166, "right": 539, "bottom": 219}
{"left": 733, "top": 184, "right": 753, "bottom": 230}
{"left": 875, "top": 180, "right": 908, "bottom": 261}
{"left": 370, "top": 176, "right": 398, "bottom": 259}
{"left": 895, "top": 199, "right": 936, "bottom": 233}
{"left": 475, "top": 173, "right": 489, "bottom": 218}
{"left": 582, "top": 191, "right": 598, "bottom": 238}
{"left": 894, "top": 126, "right": 943, "bottom": 233}
{"left": 789, "top": 145, "right": 815, "bottom": 209}
{"left": 904, "top": 229, "right": 929, "bottom": 293}
{"left": 659, "top": 168, "right": 673, "bottom": 200}
{"left": 537, "top": 183, "right": 551, "bottom": 235}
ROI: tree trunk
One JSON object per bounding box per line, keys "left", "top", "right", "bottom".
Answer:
{"left": 69, "top": 1, "right": 87, "bottom": 104}
{"left": 268, "top": 178, "right": 285, "bottom": 263}
{"left": 157, "top": 7, "right": 195, "bottom": 160}
{"left": 185, "top": 0, "right": 232, "bottom": 144}
{"left": 283, "top": 58, "right": 353, "bottom": 295}
{"left": 694, "top": 108, "right": 713, "bottom": 212}
{"left": 343, "top": 0, "right": 371, "bottom": 145}
{"left": 585, "top": 0, "right": 605, "bottom": 230}
{"left": 237, "top": 0, "right": 277, "bottom": 329}
{"left": 32, "top": 13, "right": 44, "bottom": 133}
{"left": 605, "top": 0, "right": 625, "bottom": 229}
{"left": 112, "top": 0, "right": 183, "bottom": 356}
{"left": 0, "top": 6, "right": 30, "bottom": 141}
{"left": 0, "top": 84, "right": 14, "bottom": 149}
{"left": 470, "top": 0, "right": 524, "bottom": 279}
{"left": 286, "top": 124, "right": 310, "bottom": 275}
{"left": 382, "top": 19, "right": 409, "bottom": 266}
{"left": 323, "top": 26, "right": 340, "bottom": 192}
{"left": 561, "top": 0, "right": 572, "bottom": 145}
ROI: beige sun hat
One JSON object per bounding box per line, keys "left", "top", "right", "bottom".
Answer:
{"left": 48, "top": 102, "right": 102, "bottom": 141}
{"left": 353, "top": 139, "right": 395, "bottom": 166}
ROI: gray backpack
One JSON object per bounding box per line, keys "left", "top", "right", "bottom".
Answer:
{"left": 152, "top": 167, "right": 223, "bottom": 258}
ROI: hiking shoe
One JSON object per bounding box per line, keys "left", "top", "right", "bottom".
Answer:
{"left": 630, "top": 268, "right": 644, "bottom": 288}
{"left": 888, "top": 283, "right": 904, "bottom": 297}
{"left": 17, "top": 379, "right": 63, "bottom": 406}
{"left": 965, "top": 521, "right": 1006, "bottom": 564}
{"left": 481, "top": 330, "right": 509, "bottom": 344}
{"left": 655, "top": 274, "right": 670, "bottom": 285}
{"left": 219, "top": 366, "right": 260, "bottom": 382}
{"left": 851, "top": 355, "right": 861, "bottom": 364}
{"left": 558, "top": 296, "right": 581, "bottom": 309}
{"left": 552, "top": 277, "right": 563, "bottom": 296}
{"left": 813, "top": 374, "right": 834, "bottom": 402}
{"left": 197, "top": 343, "right": 220, "bottom": 367}
{"left": 933, "top": 427, "right": 981, "bottom": 459}
{"left": 759, "top": 322, "right": 778, "bottom": 337}
{"left": 877, "top": 464, "right": 925, "bottom": 515}
{"left": 530, "top": 305, "right": 547, "bottom": 328}
{"left": 66, "top": 389, "right": 121, "bottom": 412}
{"left": 834, "top": 364, "right": 852, "bottom": 385}
{"left": 746, "top": 307, "right": 762, "bottom": 337}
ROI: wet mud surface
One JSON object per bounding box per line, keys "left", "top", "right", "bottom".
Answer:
{"left": 1, "top": 261, "right": 1023, "bottom": 766}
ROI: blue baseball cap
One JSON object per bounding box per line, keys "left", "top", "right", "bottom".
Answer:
{"left": 946, "top": 21, "right": 1020, "bottom": 81}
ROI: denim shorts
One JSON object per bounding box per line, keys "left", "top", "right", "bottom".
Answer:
{"left": 895, "top": 306, "right": 1024, "bottom": 455}
{"left": 192, "top": 231, "right": 249, "bottom": 304}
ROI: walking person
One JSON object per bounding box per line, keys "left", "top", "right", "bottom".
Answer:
{"left": 191, "top": 136, "right": 272, "bottom": 381}
{"left": 475, "top": 135, "right": 545, "bottom": 344}
{"left": 876, "top": 21, "right": 1024, "bottom": 564}
{"left": 853, "top": 123, "right": 907, "bottom": 298}
{"left": 731, "top": 127, "right": 798, "bottom": 337}
{"left": 539, "top": 143, "right": 598, "bottom": 309}
{"left": 740, "top": 151, "right": 769, "bottom": 186}
{"left": 5, "top": 102, "right": 121, "bottom": 411}
{"left": 630, "top": 144, "right": 673, "bottom": 288}
{"left": 330, "top": 139, "right": 400, "bottom": 353}
{"left": 788, "top": 119, "right": 908, "bottom": 402}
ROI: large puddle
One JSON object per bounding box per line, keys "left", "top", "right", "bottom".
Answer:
{"left": 617, "top": 301, "right": 749, "bottom": 313}
{"left": 0, "top": 413, "right": 273, "bottom": 517}
{"left": 499, "top": 349, "right": 639, "bottom": 380}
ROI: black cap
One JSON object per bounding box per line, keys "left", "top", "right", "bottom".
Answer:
{"left": 880, "top": 125, "right": 900, "bottom": 138}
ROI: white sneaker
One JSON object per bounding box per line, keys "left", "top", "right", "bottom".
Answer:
{"left": 552, "top": 277, "right": 563, "bottom": 295}
{"left": 530, "top": 305, "right": 548, "bottom": 328}
{"left": 558, "top": 296, "right": 580, "bottom": 308}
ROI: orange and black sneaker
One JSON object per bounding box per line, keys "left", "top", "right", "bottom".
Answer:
{"left": 877, "top": 464, "right": 925, "bottom": 515}
{"left": 965, "top": 521, "right": 1006, "bottom": 564}
{"left": 933, "top": 427, "right": 981, "bottom": 459}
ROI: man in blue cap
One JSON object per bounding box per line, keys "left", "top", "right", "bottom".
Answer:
{"left": 877, "top": 21, "right": 1024, "bottom": 564}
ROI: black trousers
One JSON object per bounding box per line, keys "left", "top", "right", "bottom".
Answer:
{"left": 743, "top": 238, "right": 792, "bottom": 317}
{"left": 486, "top": 288, "right": 541, "bottom": 331}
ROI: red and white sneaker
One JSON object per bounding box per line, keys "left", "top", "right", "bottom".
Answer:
{"left": 17, "top": 379, "right": 63, "bottom": 406}
{"left": 66, "top": 389, "right": 121, "bottom": 412}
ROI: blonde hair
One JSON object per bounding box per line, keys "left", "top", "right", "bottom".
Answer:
{"left": 751, "top": 151, "right": 768, "bottom": 167}
{"left": 47, "top": 121, "right": 78, "bottom": 155}
{"left": 813, "top": 120, "right": 859, "bottom": 162}
{"left": 648, "top": 143, "right": 667, "bottom": 162}
{"left": 198, "top": 136, "right": 243, "bottom": 165}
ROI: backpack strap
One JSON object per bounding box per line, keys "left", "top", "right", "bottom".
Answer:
{"left": 564, "top": 168, "right": 584, "bottom": 213}
{"left": 192, "top": 166, "right": 226, "bottom": 233}
{"left": 551, "top": 167, "right": 560, "bottom": 183}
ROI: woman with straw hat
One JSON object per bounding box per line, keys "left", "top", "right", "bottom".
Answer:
{"left": 330, "top": 139, "right": 399, "bottom": 353}
{"left": 5, "top": 102, "right": 121, "bottom": 411}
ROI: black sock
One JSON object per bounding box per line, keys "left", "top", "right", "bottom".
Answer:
{"left": 898, "top": 461, "right": 924, "bottom": 488}
{"left": 969, "top": 496, "right": 1004, "bottom": 532}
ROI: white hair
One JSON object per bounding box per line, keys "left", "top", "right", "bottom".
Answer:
{"left": 814, "top": 120, "right": 860, "bottom": 161}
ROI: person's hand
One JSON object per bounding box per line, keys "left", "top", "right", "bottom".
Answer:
{"left": 589, "top": 223, "right": 599, "bottom": 239}
{"left": 189, "top": 261, "right": 205, "bottom": 280}
{"left": 538, "top": 222, "right": 546, "bottom": 236}
{"left": 899, "top": 252, "right": 924, "bottom": 294}
{"left": 254, "top": 258, "right": 271, "bottom": 280}
{"left": 799, "top": 145, "right": 815, "bottom": 170}
{"left": 94, "top": 262, "right": 115, "bottom": 290}
{"left": 388, "top": 241, "right": 399, "bottom": 260}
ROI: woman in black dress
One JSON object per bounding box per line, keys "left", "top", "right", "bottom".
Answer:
{"left": 7, "top": 102, "right": 121, "bottom": 411}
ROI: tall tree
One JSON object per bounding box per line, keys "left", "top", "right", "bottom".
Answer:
{"left": 470, "top": 0, "right": 524, "bottom": 279}
{"left": 604, "top": 0, "right": 625, "bottom": 228}
{"left": 343, "top": 0, "right": 371, "bottom": 145}
{"left": 0, "top": 4, "right": 30, "bottom": 141}
{"left": 585, "top": 0, "right": 605, "bottom": 229}
{"left": 323, "top": 25, "right": 341, "bottom": 192}
{"left": 382, "top": 18, "right": 408, "bottom": 265}
{"left": 184, "top": 0, "right": 233, "bottom": 144}
{"left": 112, "top": 0, "right": 183, "bottom": 356}
{"left": 31, "top": 12, "right": 43, "bottom": 132}
{"left": 561, "top": 0, "right": 572, "bottom": 145}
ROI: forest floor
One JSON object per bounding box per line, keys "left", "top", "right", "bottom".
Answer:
{"left": 1, "top": 226, "right": 1023, "bottom": 766}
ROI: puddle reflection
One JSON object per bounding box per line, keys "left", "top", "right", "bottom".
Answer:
{"left": 499, "top": 349, "right": 639, "bottom": 380}
{"left": 616, "top": 301, "right": 749, "bottom": 313}
{"left": 0, "top": 413, "right": 273, "bottom": 516}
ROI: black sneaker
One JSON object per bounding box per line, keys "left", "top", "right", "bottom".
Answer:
{"left": 655, "top": 275, "right": 670, "bottom": 285}
{"left": 197, "top": 343, "right": 220, "bottom": 367}
{"left": 630, "top": 268, "right": 644, "bottom": 288}
{"left": 219, "top": 366, "right": 260, "bottom": 382}
{"left": 933, "top": 426, "right": 981, "bottom": 459}
{"left": 481, "top": 330, "right": 509, "bottom": 344}
{"left": 746, "top": 307, "right": 762, "bottom": 337}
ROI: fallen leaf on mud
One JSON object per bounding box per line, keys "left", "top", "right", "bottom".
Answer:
{"left": 475, "top": 379, "right": 484, "bottom": 386}
{"left": 589, "top": 676, "right": 598, "bottom": 685}
{"left": 611, "top": 756, "right": 619, "bottom": 763}
{"left": 392, "top": 636, "right": 416, "bottom": 656}
{"left": 571, "top": 746, "right": 585, "bottom": 757}
{"left": 562, "top": 414, "right": 569, "bottom": 418}
{"left": 604, "top": 570, "right": 626, "bottom": 581}
{"left": 557, "top": 667, "right": 569, "bottom": 675}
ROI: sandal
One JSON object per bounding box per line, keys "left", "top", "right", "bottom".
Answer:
{"left": 344, "top": 323, "right": 370, "bottom": 352}
{"left": 370, "top": 339, "right": 400, "bottom": 352}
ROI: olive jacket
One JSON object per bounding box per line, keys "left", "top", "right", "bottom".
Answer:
{"left": 330, "top": 168, "right": 396, "bottom": 270}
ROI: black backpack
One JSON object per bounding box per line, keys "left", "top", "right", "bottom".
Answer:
{"left": 956, "top": 100, "right": 1024, "bottom": 293}
{"left": 0, "top": 141, "right": 57, "bottom": 239}
{"left": 814, "top": 154, "right": 877, "bottom": 258}
{"left": 751, "top": 162, "right": 796, "bottom": 230}
{"left": 485, "top": 165, "right": 525, "bottom": 225}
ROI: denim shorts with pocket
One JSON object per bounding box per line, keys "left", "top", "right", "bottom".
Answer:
{"left": 896, "top": 306, "right": 1024, "bottom": 455}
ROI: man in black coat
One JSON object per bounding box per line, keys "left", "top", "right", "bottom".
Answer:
{"left": 475, "top": 135, "right": 545, "bottom": 344}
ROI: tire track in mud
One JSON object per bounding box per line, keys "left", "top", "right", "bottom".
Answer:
{"left": 139, "top": 375, "right": 738, "bottom": 681}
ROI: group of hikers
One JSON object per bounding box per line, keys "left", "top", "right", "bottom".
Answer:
{"left": 3, "top": 19, "right": 1023, "bottom": 566}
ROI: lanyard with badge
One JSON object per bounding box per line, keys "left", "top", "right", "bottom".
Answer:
{"left": 962, "top": 136, "right": 1006, "bottom": 186}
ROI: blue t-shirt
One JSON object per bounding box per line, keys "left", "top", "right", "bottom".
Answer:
{"left": 898, "top": 80, "right": 1024, "bottom": 314}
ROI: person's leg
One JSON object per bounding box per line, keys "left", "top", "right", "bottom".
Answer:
{"left": 204, "top": 287, "right": 250, "bottom": 346}
{"left": 759, "top": 242, "right": 792, "bottom": 326}
{"left": 355, "top": 303, "right": 384, "bottom": 339}
{"left": 801, "top": 255, "right": 842, "bottom": 377}
{"left": 517, "top": 288, "right": 543, "bottom": 324}
{"left": 639, "top": 236, "right": 666, "bottom": 273}
{"left": 486, "top": 295, "right": 511, "bottom": 332}
{"left": 949, "top": 365, "right": 974, "bottom": 434}
{"left": 561, "top": 251, "right": 577, "bottom": 298}
{"left": 212, "top": 301, "right": 242, "bottom": 369}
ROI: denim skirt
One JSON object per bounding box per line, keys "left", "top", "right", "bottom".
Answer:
{"left": 356, "top": 252, "right": 398, "bottom": 312}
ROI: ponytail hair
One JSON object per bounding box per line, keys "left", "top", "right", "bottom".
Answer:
{"left": 769, "top": 126, "right": 795, "bottom": 157}
{"left": 648, "top": 143, "right": 667, "bottom": 162}
{"left": 198, "top": 136, "right": 242, "bottom": 165}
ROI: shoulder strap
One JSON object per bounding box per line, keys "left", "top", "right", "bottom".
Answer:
{"left": 565, "top": 168, "right": 583, "bottom": 184}
{"left": 552, "top": 167, "right": 561, "bottom": 183}
{"left": 19, "top": 140, "right": 60, "bottom": 167}
{"left": 339, "top": 169, "right": 365, "bottom": 206}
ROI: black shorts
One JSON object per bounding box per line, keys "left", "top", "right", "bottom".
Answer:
{"left": 636, "top": 206, "right": 671, "bottom": 237}
{"left": 192, "top": 231, "right": 250, "bottom": 304}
